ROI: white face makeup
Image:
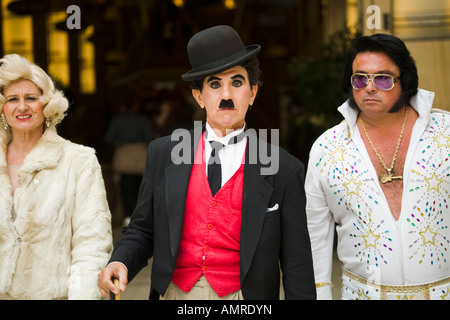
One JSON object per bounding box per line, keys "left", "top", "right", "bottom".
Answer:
{"left": 192, "top": 65, "right": 258, "bottom": 136}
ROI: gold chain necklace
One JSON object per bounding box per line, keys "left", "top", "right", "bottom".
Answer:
{"left": 360, "top": 107, "right": 408, "bottom": 184}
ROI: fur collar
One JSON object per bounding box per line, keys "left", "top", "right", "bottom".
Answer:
{"left": 0, "top": 128, "right": 64, "bottom": 176}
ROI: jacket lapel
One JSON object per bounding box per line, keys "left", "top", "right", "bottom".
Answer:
{"left": 165, "top": 162, "right": 191, "bottom": 260}
{"left": 165, "top": 125, "right": 202, "bottom": 260}
{"left": 240, "top": 136, "right": 274, "bottom": 281}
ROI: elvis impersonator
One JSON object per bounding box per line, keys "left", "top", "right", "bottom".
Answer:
{"left": 98, "top": 25, "right": 316, "bottom": 300}
{"left": 306, "top": 33, "right": 450, "bottom": 300}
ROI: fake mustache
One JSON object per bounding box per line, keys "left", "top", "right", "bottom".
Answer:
{"left": 219, "top": 99, "right": 235, "bottom": 109}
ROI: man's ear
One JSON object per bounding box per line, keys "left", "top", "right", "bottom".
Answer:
{"left": 249, "top": 84, "right": 258, "bottom": 106}
{"left": 192, "top": 89, "right": 205, "bottom": 109}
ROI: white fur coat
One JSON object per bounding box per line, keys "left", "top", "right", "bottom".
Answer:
{"left": 0, "top": 129, "right": 112, "bottom": 299}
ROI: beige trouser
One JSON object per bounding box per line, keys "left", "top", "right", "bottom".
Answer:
{"left": 160, "top": 276, "right": 243, "bottom": 300}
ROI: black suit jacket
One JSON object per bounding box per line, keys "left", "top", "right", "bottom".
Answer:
{"left": 110, "top": 126, "right": 316, "bottom": 300}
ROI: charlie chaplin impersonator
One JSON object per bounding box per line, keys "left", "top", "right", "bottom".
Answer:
{"left": 98, "top": 25, "right": 316, "bottom": 300}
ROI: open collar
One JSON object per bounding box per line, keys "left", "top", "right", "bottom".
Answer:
{"left": 338, "top": 88, "right": 435, "bottom": 139}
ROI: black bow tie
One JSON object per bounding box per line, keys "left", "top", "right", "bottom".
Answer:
{"left": 206, "top": 128, "right": 247, "bottom": 196}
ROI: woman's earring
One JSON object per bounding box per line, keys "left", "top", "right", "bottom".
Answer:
{"left": 45, "top": 118, "right": 50, "bottom": 128}
{"left": 1, "top": 113, "right": 8, "bottom": 130}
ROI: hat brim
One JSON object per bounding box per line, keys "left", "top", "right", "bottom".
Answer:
{"left": 181, "top": 45, "right": 261, "bottom": 81}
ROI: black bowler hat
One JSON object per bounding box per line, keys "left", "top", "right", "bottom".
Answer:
{"left": 182, "top": 25, "right": 261, "bottom": 81}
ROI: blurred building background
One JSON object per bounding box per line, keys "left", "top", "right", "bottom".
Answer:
{"left": 1, "top": 0, "right": 449, "bottom": 225}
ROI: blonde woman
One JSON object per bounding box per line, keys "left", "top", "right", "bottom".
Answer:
{"left": 0, "top": 54, "right": 112, "bottom": 299}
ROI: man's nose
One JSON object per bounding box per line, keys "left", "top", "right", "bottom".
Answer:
{"left": 365, "top": 77, "right": 377, "bottom": 92}
{"left": 221, "top": 83, "right": 232, "bottom": 99}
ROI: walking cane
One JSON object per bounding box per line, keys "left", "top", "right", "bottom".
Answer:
{"left": 110, "top": 278, "right": 121, "bottom": 300}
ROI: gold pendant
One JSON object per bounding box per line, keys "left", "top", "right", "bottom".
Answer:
{"left": 380, "top": 172, "right": 403, "bottom": 184}
{"left": 380, "top": 173, "right": 392, "bottom": 184}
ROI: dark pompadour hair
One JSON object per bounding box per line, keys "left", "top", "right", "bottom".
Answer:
{"left": 342, "top": 33, "right": 418, "bottom": 111}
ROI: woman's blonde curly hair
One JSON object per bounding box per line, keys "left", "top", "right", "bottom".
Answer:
{"left": 0, "top": 54, "right": 68, "bottom": 139}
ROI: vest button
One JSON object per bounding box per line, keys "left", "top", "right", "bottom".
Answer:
{"left": 202, "top": 266, "right": 208, "bottom": 271}
{"left": 211, "top": 201, "right": 217, "bottom": 207}
{"left": 205, "top": 246, "right": 210, "bottom": 251}
{"left": 208, "top": 224, "right": 213, "bottom": 230}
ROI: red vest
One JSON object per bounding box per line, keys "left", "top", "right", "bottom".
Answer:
{"left": 171, "top": 134, "right": 244, "bottom": 297}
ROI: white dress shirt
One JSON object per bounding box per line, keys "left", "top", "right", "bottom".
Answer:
{"left": 306, "top": 89, "right": 450, "bottom": 299}
{"left": 204, "top": 123, "right": 247, "bottom": 187}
